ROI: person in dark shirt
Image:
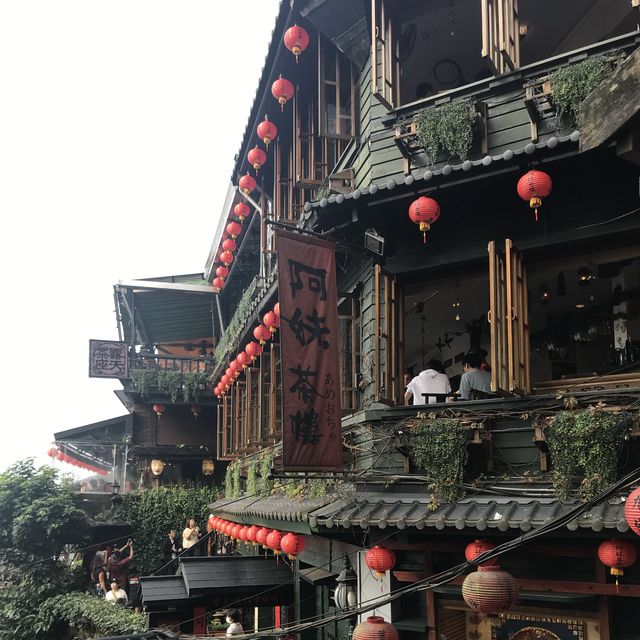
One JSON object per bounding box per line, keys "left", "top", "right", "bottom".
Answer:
{"left": 162, "top": 529, "right": 181, "bottom": 574}
{"left": 109, "top": 540, "right": 134, "bottom": 591}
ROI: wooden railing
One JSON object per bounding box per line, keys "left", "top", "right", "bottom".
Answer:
{"left": 131, "top": 353, "right": 215, "bottom": 374}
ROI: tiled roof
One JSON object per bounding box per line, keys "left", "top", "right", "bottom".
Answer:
{"left": 209, "top": 495, "right": 332, "bottom": 523}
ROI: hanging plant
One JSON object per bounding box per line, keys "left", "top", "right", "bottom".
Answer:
{"left": 415, "top": 99, "right": 476, "bottom": 166}
{"left": 545, "top": 409, "right": 631, "bottom": 501}
{"left": 130, "top": 369, "right": 158, "bottom": 396}
{"left": 156, "top": 369, "right": 183, "bottom": 403}
{"left": 224, "top": 463, "right": 234, "bottom": 499}
{"left": 309, "top": 477, "right": 328, "bottom": 499}
{"left": 246, "top": 459, "right": 259, "bottom": 496}
{"left": 183, "top": 371, "right": 209, "bottom": 404}
{"left": 259, "top": 451, "right": 274, "bottom": 497}
{"left": 232, "top": 462, "right": 242, "bottom": 498}
{"left": 549, "top": 55, "right": 610, "bottom": 126}
{"left": 411, "top": 417, "right": 474, "bottom": 502}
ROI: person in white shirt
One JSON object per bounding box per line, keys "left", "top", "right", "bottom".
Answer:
{"left": 182, "top": 518, "right": 201, "bottom": 556}
{"left": 105, "top": 580, "right": 128, "bottom": 604}
{"left": 405, "top": 360, "right": 451, "bottom": 405}
{"left": 225, "top": 608, "right": 244, "bottom": 636}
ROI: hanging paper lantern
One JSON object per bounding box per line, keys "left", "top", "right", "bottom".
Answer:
{"left": 271, "top": 75, "right": 294, "bottom": 110}
{"left": 352, "top": 617, "right": 399, "bottom": 640}
{"left": 47, "top": 447, "right": 58, "bottom": 458}
{"left": 263, "top": 310, "right": 280, "bottom": 334}
{"left": 237, "top": 351, "right": 250, "bottom": 369}
{"left": 222, "top": 238, "right": 237, "bottom": 252}
{"left": 227, "top": 221, "right": 243, "bottom": 238}
{"left": 220, "top": 250, "right": 235, "bottom": 266}
{"left": 221, "top": 374, "right": 229, "bottom": 387}
{"left": 517, "top": 169, "right": 552, "bottom": 222}
{"left": 253, "top": 324, "right": 271, "bottom": 345}
{"left": 598, "top": 539, "right": 637, "bottom": 584}
{"left": 626, "top": 487, "right": 640, "bottom": 536}
{"left": 153, "top": 404, "right": 166, "bottom": 417}
{"left": 208, "top": 514, "right": 216, "bottom": 529}
{"left": 214, "top": 386, "right": 221, "bottom": 397}
{"left": 246, "top": 525, "right": 259, "bottom": 545}
{"left": 365, "top": 546, "right": 396, "bottom": 579}
{"left": 233, "top": 202, "right": 250, "bottom": 221}
{"left": 465, "top": 539, "right": 498, "bottom": 568}
{"left": 239, "top": 172, "right": 257, "bottom": 195}
{"left": 266, "top": 530, "right": 283, "bottom": 554}
{"left": 462, "top": 566, "right": 519, "bottom": 614}
{"left": 256, "top": 527, "right": 272, "bottom": 548}
{"left": 248, "top": 145, "right": 267, "bottom": 173}
{"left": 212, "top": 276, "right": 225, "bottom": 292}
{"left": 274, "top": 302, "right": 280, "bottom": 318}
{"left": 216, "top": 265, "right": 229, "bottom": 279}
{"left": 284, "top": 24, "right": 310, "bottom": 62}
{"left": 246, "top": 341, "right": 263, "bottom": 361}
{"left": 281, "top": 532, "right": 305, "bottom": 559}
{"left": 231, "top": 524, "right": 242, "bottom": 540}
{"left": 230, "top": 359, "right": 241, "bottom": 378}
{"left": 257, "top": 115, "right": 278, "bottom": 149}
{"left": 408, "top": 196, "right": 440, "bottom": 243}
{"left": 191, "top": 405, "right": 201, "bottom": 418}
{"left": 238, "top": 526, "right": 248, "bottom": 542}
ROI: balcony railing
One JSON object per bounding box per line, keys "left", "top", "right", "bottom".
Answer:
{"left": 131, "top": 352, "right": 215, "bottom": 374}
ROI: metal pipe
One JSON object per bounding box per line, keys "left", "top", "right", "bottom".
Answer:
{"left": 216, "top": 295, "right": 226, "bottom": 335}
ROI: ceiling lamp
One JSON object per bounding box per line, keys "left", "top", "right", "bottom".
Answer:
{"left": 284, "top": 24, "right": 310, "bottom": 62}
{"left": 464, "top": 539, "right": 498, "bottom": 568}
{"left": 598, "top": 539, "right": 637, "bottom": 588}
{"left": 245, "top": 341, "right": 263, "bottom": 361}
{"left": 365, "top": 545, "right": 396, "bottom": 579}
{"left": 266, "top": 529, "right": 284, "bottom": 554}
{"left": 227, "top": 221, "right": 242, "bottom": 238}
{"left": 153, "top": 403, "right": 166, "bottom": 417}
{"left": 517, "top": 169, "right": 552, "bottom": 222}
{"left": 247, "top": 145, "right": 267, "bottom": 173}
{"left": 257, "top": 115, "right": 278, "bottom": 149}
{"left": 578, "top": 267, "right": 595, "bottom": 286}
{"left": 238, "top": 172, "right": 257, "bottom": 195}
{"left": 626, "top": 487, "right": 640, "bottom": 536}
{"left": 408, "top": 196, "right": 440, "bottom": 243}
{"left": 352, "top": 617, "right": 398, "bottom": 640}
{"left": 271, "top": 75, "right": 294, "bottom": 110}
{"left": 462, "top": 565, "right": 519, "bottom": 614}
{"left": 220, "top": 250, "right": 235, "bottom": 266}
{"left": 281, "top": 532, "right": 305, "bottom": 559}
{"left": 253, "top": 324, "right": 272, "bottom": 345}
{"left": 263, "top": 310, "right": 280, "bottom": 334}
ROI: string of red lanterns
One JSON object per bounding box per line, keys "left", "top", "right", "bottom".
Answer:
{"left": 47, "top": 447, "right": 109, "bottom": 476}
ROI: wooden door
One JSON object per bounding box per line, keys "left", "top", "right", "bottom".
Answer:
{"left": 481, "top": 0, "right": 520, "bottom": 75}
{"left": 488, "top": 239, "right": 530, "bottom": 394}
{"left": 371, "top": 0, "right": 399, "bottom": 108}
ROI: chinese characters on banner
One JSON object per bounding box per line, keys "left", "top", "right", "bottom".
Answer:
{"left": 89, "top": 339, "right": 129, "bottom": 378}
{"left": 276, "top": 230, "right": 342, "bottom": 471}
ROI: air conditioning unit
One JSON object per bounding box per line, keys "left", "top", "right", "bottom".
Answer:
{"left": 364, "top": 228, "right": 385, "bottom": 256}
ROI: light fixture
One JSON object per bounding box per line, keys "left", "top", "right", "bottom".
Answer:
{"left": 539, "top": 282, "right": 550, "bottom": 306}
{"left": 109, "top": 481, "right": 122, "bottom": 505}
{"left": 578, "top": 267, "right": 595, "bottom": 286}
{"left": 364, "top": 228, "right": 385, "bottom": 256}
{"left": 150, "top": 459, "right": 165, "bottom": 477}
{"left": 452, "top": 298, "right": 461, "bottom": 321}
{"left": 334, "top": 556, "right": 358, "bottom": 611}
{"left": 202, "top": 459, "right": 215, "bottom": 476}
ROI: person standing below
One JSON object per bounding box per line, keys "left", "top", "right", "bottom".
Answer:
{"left": 458, "top": 352, "right": 492, "bottom": 400}
{"left": 105, "top": 579, "right": 128, "bottom": 604}
{"left": 182, "top": 518, "right": 200, "bottom": 557}
{"left": 404, "top": 360, "right": 451, "bottom": 405}
{"left": 225, "top": 609, "right": 244, "bottom": 636}
{"left": 109, "top": 540, "right": 134, "bottom": 592}
{"left": 162, "top": 529, "right": 181, "bottom": 572}
{"left": 92, "top": 551, "right": 109, "bottom": 597}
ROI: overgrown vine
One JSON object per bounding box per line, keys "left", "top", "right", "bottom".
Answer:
{"left": 131, "top": 369, "right": 157, "bottom": 396}
{"left": 183, "top": 371, "right": 208, "bottom": 404}
{"left": 225, "top": 463, "right": 235, "bottom": 499}
{"left": 232, "top": 462, "right": 242, "bottom": 498}
{"left": 156, "top": 369, "right": 183, "bottom": 403}
{"left": 545, "top": 409, "right": 631, "bottom": 501}
{"left": 246, "top": 459, "right": 259, "bottom": 496}
{"left": 259, "top": 451, "right": 274, "bottom": 497}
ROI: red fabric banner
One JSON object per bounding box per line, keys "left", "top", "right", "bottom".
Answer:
{"left": 276, "top": 229, "right": 342, "bottom": 471}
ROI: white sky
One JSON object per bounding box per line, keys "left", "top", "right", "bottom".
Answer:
{"left": 0, "top": 0, "right": 281, "bottom": 470}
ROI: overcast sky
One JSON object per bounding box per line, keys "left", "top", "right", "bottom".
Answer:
{"left": 0, "top": 0, "right": 281, "bottom": 471}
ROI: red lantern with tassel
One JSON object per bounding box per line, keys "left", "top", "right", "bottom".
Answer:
{"left": 281, "top": 532, "right": 305, "bottom": 559}
{"left": 462, "top": 565, "right": 519, "bottom": 614}
{"left": 256, "top": 527, "right": 271, "bottom": 548}
{"left": 266, "top": 529, "right": 283, "bottom": 554}
{"left": 237, "top": 351, "right": 250, "bottom": 369}
{"left": 598, "top": 539, "right": 637, "bottom": 588}
{"left": 263, "top": 310, "right": 280, "bottom": 334}
{"left": 153, "top": 404, "right": 165, "bottom": 417}
{"left": 625, "top": 487, "right": 640, "bottom": 536}
{"left": 253, "top": 324, "right": 271, "bottom": 345}
{"left": 222, "top": 238, "right": 237, "bottom": 252}
{"left": 47, "top": 447, "right": 58, "bottom": 458}
{"left": 231, "top": 524, "right": 241, "bottom": 540}
{"left": 465, "top": 539, "right": 498, "bottom": 568}
{"left": 365, "top": 546, "right": 396, "bottom": 579}
{"left": 227, "top": 221, "right": 243, "bottom": 238}
{"left": 239, "top": 172, "right": 257, "bottom": 195}
{"left": 274, "top": 302, "right": 280, "bottom": 318}
{"left": 212, "top": 277, "right": 225, "bottom": 292}
{"left": 271, "top": 75, "right": 294, "bottom": 110}
{"left": 233, "top": 202, "right": 250, "bottom": 221}
{"left": 284, "top": 25, "right": 310, "bottom": 62}
{"left": 216, "top": 266, "right": 229, "bottom": 279}
{"left": 247, "top": 525, "right": 259, "bottom": 545}
{"left": 246, "top": 341, "right": 263, "bottom": 361}
{"left": 517, "top": 169, "right": 552, "bottom": 222}
{"left": 408, "top": 196, "right": 440, "bottom": 243}
{"left": 352, "top": 617, "right": 399, "bottom": 640}
{"left": 220, "top": 250, "right": 235, "bottom": 266}
{"left": 248, "top": 145, "right": 267, "bottom": 173}
{"left": 208, "top": 514, "right": 216, "bottom": 529}
{"left": 257, "top": 115, "right": 278, "bottom": 148}
{"left": 238, "top": 526, "right": 248, "bottom": 542}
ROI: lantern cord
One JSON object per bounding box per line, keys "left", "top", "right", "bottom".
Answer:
{"left": 576, "top": 205, "right": 640, "bottom": 230}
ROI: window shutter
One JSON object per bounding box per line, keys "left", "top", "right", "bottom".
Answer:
{"left": 371, "top": 0, "right": 398, "bottom": 108}
{"left": 481, "top": 0, "right": 520, "bottom": 75}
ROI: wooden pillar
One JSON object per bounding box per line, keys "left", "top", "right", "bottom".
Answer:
{"left": 595, "top": 561, "right": 611, "bottom": 640}
{"left": 425, "top": 550, "right": 437, "bottom": 640}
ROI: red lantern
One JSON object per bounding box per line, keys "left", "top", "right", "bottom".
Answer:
{"left": 212, "top": 276, "right": 225, "bottom": 292}
{"left": 47, "top": 447, "right": 58, "bottom": 458}
{"left": 281, "top": 532, "right": 305, "bottom": 559}
{"left": 284, "top": 25, "right": 310, "bottom": 62}
{"left": 230, "top": 359, "right": 241, "bottom": 378}
{"left": 233, "top": 202, "right": 250, "bottom": 221}
{"left": 191, "top": 405, "right": 201, "bottom": 418}
{"left": 214, "top": 387, "right": 221, "bottom": 397}
{"left": 263, "top": 310, "right": 280, "bottom": 334}
{"left": 208, "top": 514, "right": 216, "bottom": 528}
{"left": 257, "top": 115, "right": 278, "bottom": 149}
{"left": 274, "top": 302, "right": 280, "bottom": 318}
{"left": 247, "top": 525, "right": 259, "bottom": 544}
{"left": 462, "top": 566, "right": 519, "bottom": 614}
{"left": 365, "top": 546, "right": 396, "bottom": 579}
{"left": 231, "top": 524, "right": 241, "bottom": 539}
{"left": 352, "top": 617, "right": 398, "bottom": 640}
{"left": 153, "top": 403, "right": 165, "bottom": 417}
{"left": 222, "top": 238, "right": 237, "bottom": 252}
{"left": 238, "top": 526, "right": 248, "bottom": 542}
{"left": 216, "top": 266, "right": 229, "bottom": 279}
{"left": 221, "top": 374, "right": 229, "bottom": 387}
{"left": 598, "top": 539, "right": 637, "bottom": 585}
{"left": 517, "top": 169, "right": 552, "bottom": 222}
{"left": 227, "top": 221, "right": 243, "bottom": 238}
{"left": 239, "top": 172, "right": 257, "bottom": 195}
{"left": 266, "top": 530, "right": 283, "bottom": 554}
{"left": 256, "top": 527, "right": 271, "bottom": 548}
{"left": 465, "top": 539, "right": 498, "bottom": 568}
{"left": 248, "top": 145, "right": 267, "bottom": 173}
{"left": 626, "top": 487, "right": 640, "bottom": 536}
{"left": 253, "top": 324, "right": 271, "bottom": 345}
{"left": 220, "top": 250, "right": 234, "bottom": 266}
{"left": 237, "top": 351, "right": 250, "bottom": 369}
{"left": 246, "top": 341, "right": 263, "bottom": 361}
{"left": 271, "top": 75, "right": 294, "bottom": 110}
{"left": 408, "top": 196, "right": 440, "bottom": 243}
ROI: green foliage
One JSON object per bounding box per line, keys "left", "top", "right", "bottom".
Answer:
{"left": 415, "top": 99, "right": 476, "bottom": 165}
{"left": 225, "top": 463, "right": 234, "bottom": 498}
{"left": 246, "top": 459, "right": 259, "bottom": 496}
{"left": 111, "top": 486, "right": 219, "bottom": 574}
{"left": 545, "top": 410, "right": 630, "bottom": 501}
{"left": 232, "top": 462, "right": 242, "bottom": 498}
{"left": 131, "top": 368, "right": 158, "bottom": 396}
{"left": 309, "top": 478, "right": 328, "bottom": 499}
{"left": 156, "top": 369, "right": 183, "bottom": 403}
{"left": 34, "top": 592, "right": 147, "bottom": 638}
{"left": 183, "top": 371, "right": 209, "bottom": 404}
{"left": 411, "top": 418, "right": 473, "bottom": 502}
{"left": 259, "top": 451, "right": 274, "bottom": 497}
{"left": 550, "top": 55, "right": 609, "bottom": 126}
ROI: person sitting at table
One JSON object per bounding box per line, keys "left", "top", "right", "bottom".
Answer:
{"left": 458, "top": 352, "right": 492, "bottom": 400}
{"left": 404, "top": 360, "right": 451, "bottom": 405}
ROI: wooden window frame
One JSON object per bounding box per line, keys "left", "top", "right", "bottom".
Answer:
{"left": 371, "top": 0, "right": 399, "bottom": 109}
{"left": 481, "top": 0, "right": 520, "bottom": 75}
